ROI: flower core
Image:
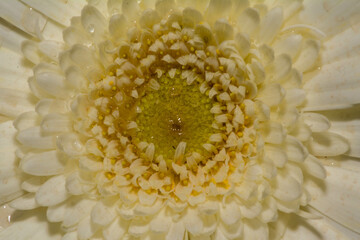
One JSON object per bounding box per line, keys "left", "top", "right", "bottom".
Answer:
{"left": 135, "top": 75, "right": 216, "bottom": 159}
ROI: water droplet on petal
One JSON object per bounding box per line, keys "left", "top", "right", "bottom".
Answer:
{"left": 87, "top": 24, "right": 95, "bottom": 34}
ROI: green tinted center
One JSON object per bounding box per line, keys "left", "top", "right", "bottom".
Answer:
{"left": 135, "top": 75, "right": 215, "bottom": 159}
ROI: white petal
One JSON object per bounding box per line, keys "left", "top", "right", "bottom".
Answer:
{"left": 205, "top": 0, "right": 231, "bottom": 23}
{"left": 150, "top": 209, "right": 171, "bottom": 233}
{"left": 21, "top": 0, "right": 86, "bottom": 26}
{"left": 237, "top": 8, "right": 260, "bottom": 37}
{"left": 41, "top": 113, "right": 71, "bottom": 133}
{"left": 17, "top": 126, "right": 55, "bottom": 149}
{"left": 109, "top": 14, "right": 128, "bottom": 39}
{"left": 302, "top": 113, "right": 331, "bottom": 132}
{"left": 47, "top": 200, "right": 67, "bottom": 222}
{"left": 259, "top": 121, "right": 286, "bottom": 144}
{"left": 128, "top": 218, "right": 150, "bottom": 237}
{"left": 139, "top": 9, "right": 160, "bottom": 28}
{"left": 183, "top": 208, "right": 203, "bottom": 235}
{"left": 284, "top": 136, "right": 308, "bottom": 162}
{"left": 300, "top": 0, "right": 360, "bottom": 37}
{"left": 35, "top": 175, "right": 69, "bottom": 206}
{"left": 323, "top": 21, "right": 360, "bottom": 63}
{"left": 220, "top": 200, "right": 241, "bottom": 226}
{"left": 323, "top": 106, "right": 360, "bottom": 157}
{"left": 273, "top": 34, "right": 302, "bottom": 59}
{"left": 0, "top": 88, "right": 35, "bottom": 118}
{"left": 307, "top": 132, "right": 349, "bottom": 157}
{"left": 62, "top": 198, "right": 96, "bottom": 229}
{"left": 294, "top": 39, "right": 320, "bottom": 73}
{"left": 0, "top": 209, "right": 61, "bottom": 240}
{"left": 166, "top": 221, "right": 185, "bottom": 240}
{"left": 13, "top": 112, "right": 40, "bottom": 131}
{"left": 273, "top": 168, "right": 302, "bottom": 202}
{"left": 91, "top": 198, "right": 117, "bottom": 226}
{"left": 214, "top": 19, "right": 234, "bottom": 43}
{"left": 304, "top": 56, "right": 360, "bottom": 110}
{"left": 0, "top": 0, "right": 46, "bottom": 36}
{"left": 282, "top": 212, "right": 360, "bottom": 240}
{"left": 0, "top": 22, "right": 27, "bottom": 53}
{"left": 103, "top": 217, "right": 129, "bottom": 240}
{"left": 259, "top": 7, "right": 283, "bottom": 44}
{"left": 21, "top": 150, "right": 67, "bottom": 176}
{"left": 303, "top": 154, "right": 326, "bottom": 179}
{"left": 0, "top": 48, "right": 32, "bottom": 91}
{"left": 0, "top": 176, "right": 24, "bottom": 205}
{"left": 35, "top": 71, "right": 71, "bottom": 98}
{"left": 77, "top": 216, "right": 100, "bottom": 240}
{"left": 122, "top": 0, "right": 140, "bottom": 20}
{"left": 242, "top": 219, "right": 269, "bottom": 240}
{"left": 257, "top": 83, "right": 285, "bottom": 107}
{"left": 81, "top": 5, "right": 107, "bottom": 42}
{"left": 9, "top": 192, "right": 39, "bottom": 210}
{"left": 307, "top": 166, "right": 360, "bottom": 234}
{"left": 21, "top": 176, "right": 47, "bottom": 193}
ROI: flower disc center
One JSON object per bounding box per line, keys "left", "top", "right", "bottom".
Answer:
{"left": 134, "top": 75, "right": 216, "bottom": 159}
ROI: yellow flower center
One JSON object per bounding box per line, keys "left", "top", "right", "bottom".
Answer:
{"left": 135, "top": 75, "right": 217, "bottom": 159}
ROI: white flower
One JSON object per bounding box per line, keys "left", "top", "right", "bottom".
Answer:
{"left": 0, "top": 0, "right": 359, "bottom": 239}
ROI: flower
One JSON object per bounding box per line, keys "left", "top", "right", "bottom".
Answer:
{"left": 0, "top": 0, "right": 359, "bottom": 239}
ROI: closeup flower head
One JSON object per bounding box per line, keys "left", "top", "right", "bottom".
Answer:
{"left": 0, "top": 0, "right": 359, "bottom": 239}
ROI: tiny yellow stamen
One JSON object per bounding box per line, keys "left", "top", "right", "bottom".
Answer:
{"left": 125, "top": 174, "right": 132, "bottom": 180}
{"left": 98, "top": 115, "right": 104, "bottom": 121}
{"left": 242, "top": 143, "right": 249, "bottom": 154}
{"left": 219, "top": 65, "right": 224, "bottom": 72}
{"left": 240, "top": 103, "right": 245, "bottom": 110}
{"left": 105, "top": 172, "right": 115, "bottom": 179}
{"left": 229, "top": 165, "right": 236, "bottom": 172}
{"left": 143, "top": 172, "right": 151, "bottom": 179}
{"left": 109, "top": 72, "right": 114, "bottom": 76}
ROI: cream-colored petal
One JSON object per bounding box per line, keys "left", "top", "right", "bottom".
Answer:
{"left": 21, "top": 0, "right": 86, "bottom": 26}
{"left": 17, "top": 126, "right": 55, "bottom": 149}
{"left": 0, "top": 88, "right": 36, "bottom": 118}
{"left": 20, "top": 150, "right": 67, "bottom": 176}
{"left": 35, "top": 175, "right": 70, "bottom": 206}
{"left": 307, "top": 132, "right": 349, "bottom": 157}
{"left": 307, "top": 166, "right": 360, "bottom": 234}
{"left": 0, "top": 48, "right": 32, "bottom": 91}
{"left": 9, "top": 192, "right": 39, "bottom": 210}
{"left": 0, "top": 209, "right": 61, "bottom": 240}
{"left": 259, "top": 7, "right": 283, "bottom": 44}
